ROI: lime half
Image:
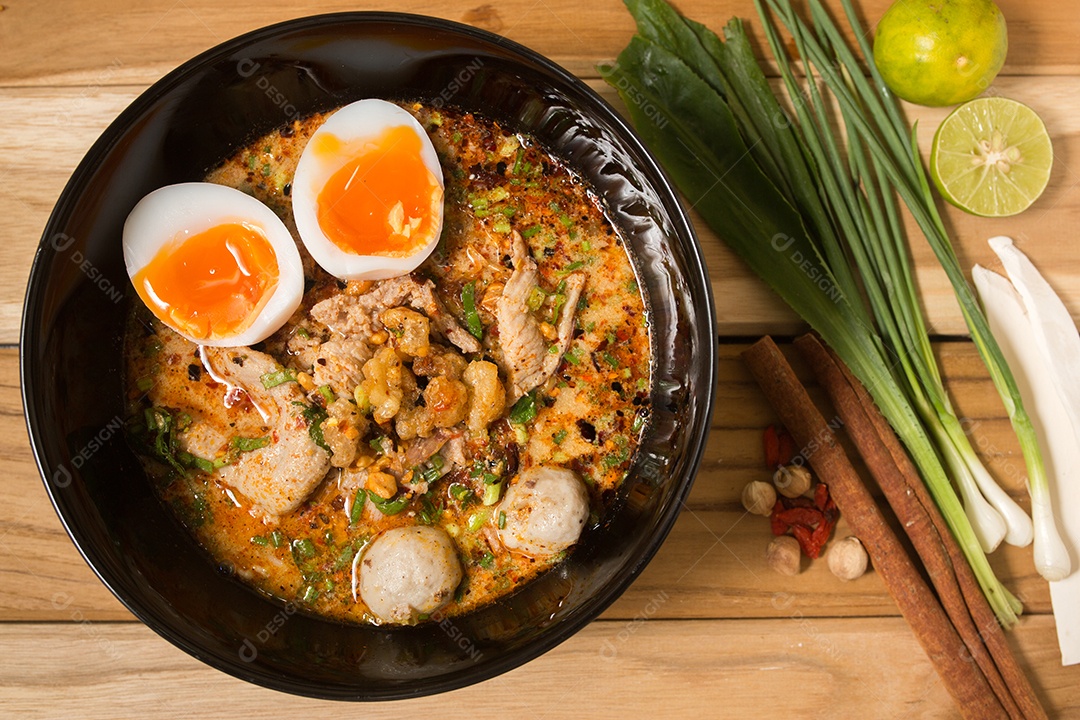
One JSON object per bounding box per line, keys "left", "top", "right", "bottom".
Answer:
{"left": 930, "top": 97, "right": 1053, "bottom": 217}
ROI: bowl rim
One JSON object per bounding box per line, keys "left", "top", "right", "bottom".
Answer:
{"left": 20, "top": 10, "right": 716, "bottom": 700}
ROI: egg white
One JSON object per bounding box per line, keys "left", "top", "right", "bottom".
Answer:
{"left": 291, "top": 99, "right": 444, "bottom": 280}
{"left": 123, "top": 182, "right": 304, "bottom": 347}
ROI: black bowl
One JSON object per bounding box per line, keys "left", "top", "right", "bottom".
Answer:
{"left": 21, "top": 12, "right": 715, "bottom": 700}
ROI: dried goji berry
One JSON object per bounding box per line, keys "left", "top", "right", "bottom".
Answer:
{"left": 809, "top": 516, "right": 834, "bottom": 556}
{"left": 814, "top": 482, "right": 829, "bottom": 512}
{"left": 769, "top": 499, "right": 789, "bottom": 536}
{"left": 791, "top": 525, "right": 818, "bottom": 556}
{"left": 776, "top": 507, "right": 823, "bottom": 527}
{"left": 763, "top": 425, "right": 780, "bottom": 469}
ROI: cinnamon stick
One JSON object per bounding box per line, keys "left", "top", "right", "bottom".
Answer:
{"left": 742, "top": 336, "right": 1007, "bottom": 720}
{"left": 793, "top": 334, "right": 1046, "bottom": 720}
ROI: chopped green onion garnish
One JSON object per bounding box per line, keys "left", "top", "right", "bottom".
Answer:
{"left": 292, "top": 401, "right": 330, "bottom": 453}
{"left": 300, "top": 585, "right": 319, "bottom": 603}
{"left": 350, "top": 489, "right": 365, "bottom": 524}
{"left": 295, "top": 326, "right": 311, "bottom": 339}
{"left": 250, "top": 535, "right": 269, "bottom": 546}
{"left": 270, "top": 530, "right": 285, "bottom": 548}
{"left": 553, "top": 429, "right": 568, "bottom": 445}
{"left": 261, "top": 368, "right": 296, "bottom": 389}
{"left": 508, "top": 391, "right": 538, "bottom": 425}
{"left": 418, "top": 454, "right": 445, "bottom": 484}
{"left": 522, "top": 225, "right": 542, "bottom": 239}
{"left": 498, "top": 511, "right": 507, "bottom": 529}
{"left": 462, "top": 281, "right": 484, "bottom": 340}
{"left": 136, "top": 377, "right": 154, "bottom": 392}
{"left": 466, "top": 510, "right": 489, "bottom": 532}
{"left": 493, "top": 218, "right": 512, "bottom": 234}
{"left": 526, "top": 286, "right": 546, "bottom": 312}
{"left": 417, "top": 494, "right": 444, "bottom": 525}
{"left": 316, "top": 384, "right": 335, "bottom": 405}
{"left": 369, "top": 491, "right": 410, "bottom": 516}
{"left": 292, "top": 538, "right": 316, "bottom": 560}
{"left": 189, "top": 455, "right": 214, "bottom": 473}
{"left": 369, "top": 436, "right": 390, "bottom": 455}
{"left": 449, "top": 483, "right": 473, "bottom": 504}
{"left": 231, "top": 436, "right": 270, "bottom": 453}
{"left": 482, "top": 482, "right": 503, "bottom": 506}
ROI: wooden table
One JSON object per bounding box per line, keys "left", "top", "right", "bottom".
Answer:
{"left": 2, "top": 0, "right": 1078, "bottom": 716}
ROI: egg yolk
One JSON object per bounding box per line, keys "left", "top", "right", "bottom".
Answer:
{"left": 315, "top": 125, "right": 442, "bottom": 257}
{"left": 132, "top": 223, "right": 279, "bottom": 341}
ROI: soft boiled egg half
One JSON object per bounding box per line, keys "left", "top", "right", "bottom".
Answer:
{"left": 123, "top": 182, "right": 304, "bottom": 347}
{"left": 292, "top": 99, "right": 444, "bottom": 280}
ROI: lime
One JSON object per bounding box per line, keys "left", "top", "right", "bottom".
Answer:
{"left": 930, "top": 97, "right": 1053, "bottom": 217}
{"left": 873, "top": 0, "right": 1008, "bottom": 107}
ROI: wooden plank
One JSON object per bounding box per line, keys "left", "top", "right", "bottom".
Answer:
{"left": 3, "top": 343, "right": 1055, "bottom": 621}
{"left": 0, "top": 615, "right": 1072, "bottom": 718}
{"left": 0, "top": 0, "right": 1073, "bottom": 88}
{"left": 6, "top": 75, "right": 1080, "bottom": 344}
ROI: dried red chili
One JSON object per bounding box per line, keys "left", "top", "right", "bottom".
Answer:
{"left": 770, "top": 482, "right": 838, "bottom": 558}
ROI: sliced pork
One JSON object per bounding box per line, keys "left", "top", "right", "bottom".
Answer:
{"left": 310, "top": 275, "right": 481, "bottom": 354}
{"left": 201, "top": 347, "right": 331, "bottom": 517}
{"left": 496, "top": 232, "right": 586, "bottom": 400}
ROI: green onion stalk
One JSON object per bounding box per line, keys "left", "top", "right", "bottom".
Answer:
{"left": 604, "top": 0, "right": 1038, "bottom": 624}
{"left": 756, "top": 0, "right": 1031, "bottom": 554}
{"left": 762, "top": 0, "right": 1051, "bottom": 578}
